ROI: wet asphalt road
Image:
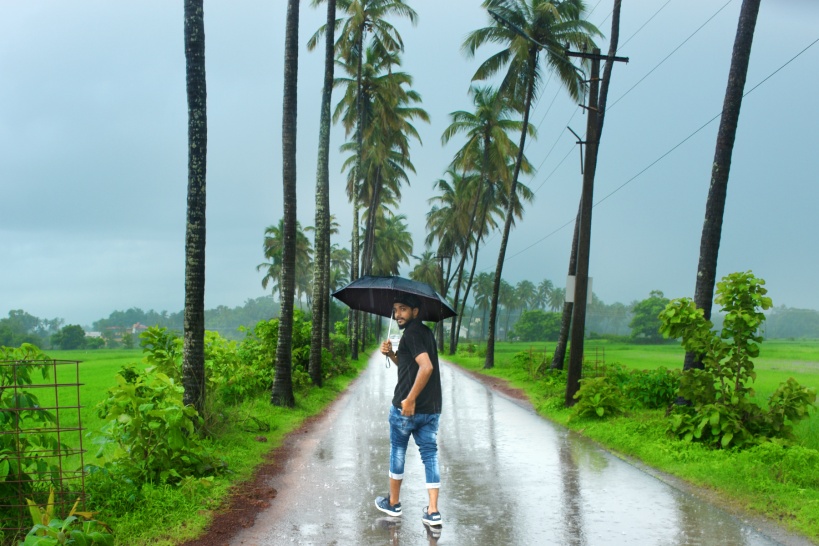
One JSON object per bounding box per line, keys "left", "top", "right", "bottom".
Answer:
{"left": 231, "top": 351, "right": 805, "bottom": 546}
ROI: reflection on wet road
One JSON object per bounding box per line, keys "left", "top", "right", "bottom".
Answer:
{"left": 232, "top": 352, "right": 789, "bottom": 545}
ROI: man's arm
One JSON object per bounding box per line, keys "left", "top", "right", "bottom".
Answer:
{"left": 400, "top": 352, "right": 433, "bottom": 416}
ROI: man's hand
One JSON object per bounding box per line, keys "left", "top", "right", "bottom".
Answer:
{"left": 380, "top": 339, "right": 394, "bottom": 356}
{"left": 401, "top": 397, "right": 416, "bottom": 417}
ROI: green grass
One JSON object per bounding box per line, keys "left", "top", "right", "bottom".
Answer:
{"left": 445, "top": 339, "right": 819, "bottom": 542}
{"left": 6, "top": 348, "right": 369, "bottom": 545}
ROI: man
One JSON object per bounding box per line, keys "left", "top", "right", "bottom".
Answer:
{"left": 375, "top": 293, "right": 443, "bottom": 528}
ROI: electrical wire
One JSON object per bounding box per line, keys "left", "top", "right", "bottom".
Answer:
{"left": 607, "top": 0, "right": 735, "bottom": 112}
{"left": 500, "top": 35, "right": 819, "bottom": 264}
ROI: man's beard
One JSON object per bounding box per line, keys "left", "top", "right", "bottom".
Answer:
{"left": 397, "top": 318, "right": 414, "bottom": 330}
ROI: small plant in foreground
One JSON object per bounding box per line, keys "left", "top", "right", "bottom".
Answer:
{"left": 571, "top": 377, "right": 626, "bottom": 419}
{"left": 659, "top": 271, "right": 816, "bottom": 448}
{"left": 21, "top": 488, "right": 113, "bottom": 546}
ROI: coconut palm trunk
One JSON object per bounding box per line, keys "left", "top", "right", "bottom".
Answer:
{"left": 309, "top": 0, "right": 336, "bottom": 387}
{"left": 684, "top": 0, "right": 761, "bottom": 371}
{"left": 271, "top": 0, "right": 299, "bottom": 407}
{"left": 485, "top": 50, "right": 536, "bottom": 369}
{"left": 182, "top": 0, "right": 207, "bottom": 414}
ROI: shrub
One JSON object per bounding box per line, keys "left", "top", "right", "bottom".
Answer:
{"left": 659, "top": 271, "right": 817, "bottom": 448}
{"left": 571, "top": 377, "right": 626, "bottom": 419}
{"left": 92, "top": 365, "right": 227, "bottom": 485}
{"left": 512, "top": 349, "right": 550, "bottom": 381}
{"left": 623, "top": 367, "right": 681, "bottom": 410}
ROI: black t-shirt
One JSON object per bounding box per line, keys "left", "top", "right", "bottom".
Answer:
{"left": 392, "top": 319, "right": 442, "bottom": 414}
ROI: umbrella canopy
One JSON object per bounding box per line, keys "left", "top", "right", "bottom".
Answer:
{"left": 332, "top": 275, "right": 456, "bottom": 322}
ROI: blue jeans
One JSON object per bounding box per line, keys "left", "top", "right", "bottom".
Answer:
{"left": 388, "top": 405, "right": 441, "bottom": 488}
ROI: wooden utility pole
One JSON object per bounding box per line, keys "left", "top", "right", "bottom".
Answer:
{"left": 564, "top": 45, "right": 628, "bottom": 407}
{"left": 565, "top": 49, "right": 601, "bottom": 407}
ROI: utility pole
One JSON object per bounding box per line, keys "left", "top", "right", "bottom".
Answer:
{"left": 565, "top": 46, "right": 628, "bottom": 407}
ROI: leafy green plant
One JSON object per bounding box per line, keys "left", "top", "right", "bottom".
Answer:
{"left": 623, "top": 367, "right": 681, "bottom": 410}
{"left": 0, "top": 345, "right": 75, "bottom": 532}
{"left": 659, "top": 271, "right": 816, "bottom": 448}
{"left": 21, "top": 488, "right": 113, "bottom": 546}
{"left": 512, "top": 349, "right": 550, "bottom": 381}
{"left": 92, "top": 365, "right": 226, "bottom": 484}
{"left": 571, "top": 377, "right": 626, "bottom": 419}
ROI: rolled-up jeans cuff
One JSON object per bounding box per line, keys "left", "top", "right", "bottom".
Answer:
{"left": 389, "top": 471, "right": 404, "bottom": 480}
{"left": 426, "top": 482, "right": 440, "bottom": 489}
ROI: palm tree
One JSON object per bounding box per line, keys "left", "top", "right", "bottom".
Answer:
{"left": 464, "top": 0, "right": 599, "bottom": 369}
{"left": 182, "top": 0, "right": 207, "bottom": 415}
{"left": 498, "top": 279, "right": 516, "bottom": 340}
{"left": 329, "top": 246, "right": 352, "bottom": 293}
{"left": 257, "top": 220, "right": 313, "bottom": 303}
{"left": 439, "top": 86, "right": 525, "bottom": 353}
{"left": 410, "top": 251, "right": 440, "bottom": 288}
{"left": 535, "top": 278, "right": 553, "bottom": 310}
{"left": 307, "top": 0, "right": 337, "bottom": 386}
{"left": 325, "top": 0, "right": 417, "bottom": 359}
{"left": 516, "top": 280, "right": 537, "bottom": 311}
{"left": 685, "top": 0, "right": 761, "bottom": 371}
{"left": 473, "top": 272, "right": 494, "bottom": 341}
{"left": 548, "top": 286, "right": 565, "bottom": 312}
{"left": 271, "top": 0, "right": 300, "bottom": 408}
{"left": 371, "top": 210, "right": 413, "bottom": 276}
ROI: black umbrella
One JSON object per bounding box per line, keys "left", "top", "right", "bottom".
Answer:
{"left": 332, "top": 275, "right": 456, "bottom": 322}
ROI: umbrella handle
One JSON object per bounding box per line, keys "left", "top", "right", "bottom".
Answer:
{"left": 385, "top": 316, "right": 394, "bottom": 368}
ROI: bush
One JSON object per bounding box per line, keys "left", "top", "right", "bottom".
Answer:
{"left": 659, "top": 271, "right": 817, "bottom": 448}
{"left": 512, "top": 349, "right": 550, "bottom": 381}
{"left": 623, "top": 367, "right": 681, "bottom": 410}
{"left": 571, "top": 377, "right": 626, "bottom": 419}
{"left": 92, "top": 365, "right": 227, "bottom": 485}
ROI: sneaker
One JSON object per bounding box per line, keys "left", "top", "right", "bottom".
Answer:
{"left": 375, "top": 495, "right": 402, "bottom": 517}
{"left": 422, "top": 506, "right": 442, "bottom": 527}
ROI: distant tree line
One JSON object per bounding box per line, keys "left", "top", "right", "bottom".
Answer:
{"left": 2, "top": 296, "right": 817, "bottom": 353}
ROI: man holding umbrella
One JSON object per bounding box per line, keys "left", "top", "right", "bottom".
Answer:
{"left": 375, "top": 292, "right": 443, "bottom": 528}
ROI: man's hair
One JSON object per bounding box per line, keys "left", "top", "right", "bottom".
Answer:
{"left": 393, "top": 292, "right": 421, "bottom": 309}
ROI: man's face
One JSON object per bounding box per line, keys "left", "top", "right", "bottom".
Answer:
{"left": 392, "top": 302, "right": 419, "bottom": 329}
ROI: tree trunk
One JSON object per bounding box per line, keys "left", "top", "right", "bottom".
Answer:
{"left": 309, "top": 0, "right": 336, "bottom": 387}
{"left": 684, "top": 0, "right": 761, "bottom": 371}
{"left": 551, "top": 203, "right": 580, "bottom": 370}
{"left": 485, "top": 49, "right": 536, "bottom": 370}
{"left": 271, "top": 0, "right": 299, "bottom": 408}
{"left": 350, "top": 205, "right": 360, "bottom": 360}
{"left": 565, "top": 50, "right": 601, "bottom": 407}
{"left": 182, "top": 0, "right": 207, "bottom": 415}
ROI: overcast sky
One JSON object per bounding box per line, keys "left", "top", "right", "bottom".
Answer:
{"left": 1, "top": 0, "right": 818, "bottom": 328}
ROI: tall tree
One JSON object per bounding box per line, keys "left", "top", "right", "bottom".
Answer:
{"left": 257, "top": 220, "right": 313, "bottom": 303}
{"left": 328, "top": 0, "right": 417, "bottom": 359}
{"left": 308, "top": 0, "right": 337, "bottom": 386}
{"left": 464, "top": 0, "right": 599, "bottom": 368}
{"left": 439, "top": 86, "right": 524, "bottom": 353}
{"left": 684, "top": 0, "right": 761, "bottom": 371}
{"left": 271, "top": 0, "right": 300, "bottom": 408}
{"left": 181, "top": 0, "right": 207, "bottom": 414}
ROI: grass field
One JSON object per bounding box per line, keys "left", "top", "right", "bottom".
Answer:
{"left": 488, "top": 339, "right": 819, "bottom": 448}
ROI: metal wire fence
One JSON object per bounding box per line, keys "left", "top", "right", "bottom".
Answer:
{"left": 0, "top": 359, "right": 85, "bottom": 540}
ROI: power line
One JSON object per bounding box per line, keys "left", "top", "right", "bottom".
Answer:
{"left": 607, "top": 0, "right": 735, "bottom": 112}
{"left": 500, "top": 35, "right": 819, "bottom": 263}
{"left": 619, "top": 0, "right": 674, "bottom": 51}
